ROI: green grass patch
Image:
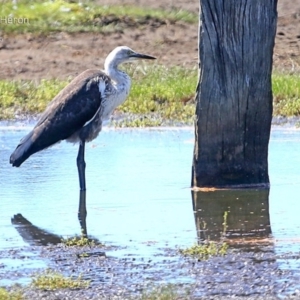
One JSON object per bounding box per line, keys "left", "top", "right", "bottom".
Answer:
{"left": 0, "top": 65, "right": 198, "bottom": 124}
{"left": 117, "top": 65, "right": 197, "bottom": 126}
{"left": 31, "top": 269, "right": 90, "bottom": 290}
{"left": 1, "top": 69, "right": 300, "bottom": 124}
{"left": 0, "top": 78, "right": 68, "bottom": 119}
{"left": 0, "top": 288, "right": 23, "bottom": 300}
{"left": 0, "top": 0, "right": 197, "bottom": 34}
{"left": 272, "top": 73, "right": 300, "bottom": 116}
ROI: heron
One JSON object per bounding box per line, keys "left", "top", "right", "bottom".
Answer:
{"left": 10, "top": 46, "right": 156, "bottom": 191}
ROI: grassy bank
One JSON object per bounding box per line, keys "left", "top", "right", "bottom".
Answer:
{"left": 272, "top": 73, "right": 300, "bottom": 117}
{"left": 0, "top": 67, "right": 300, "bottom": 126}
{"left": 0, "top": 0, "right": 197, "bottom": 34}
{"left": 0, "top": 65, "right": 197, "bottom": 125}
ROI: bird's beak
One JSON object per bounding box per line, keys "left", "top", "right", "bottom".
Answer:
{"left": 130, "top": 52, "right": 156, "bottom": 60}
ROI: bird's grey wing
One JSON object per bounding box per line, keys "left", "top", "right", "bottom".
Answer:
{"left": 28, "top": 70, "right": 105, "bottom": 152}
{"left": 10, "top": 70, "right": 107, "bottom": 167}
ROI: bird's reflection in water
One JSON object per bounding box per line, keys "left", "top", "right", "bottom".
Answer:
{"left": 78, "top": 190, "right": 87, "bottom": 237}
{"left": 191, "top": 188, "right": 272, "bottom": 247}
{"left": 11, "top": 191, "right": 91, "bottom": 246}
{"left": 11, "top": 213, "right": 62, "bottom": 246}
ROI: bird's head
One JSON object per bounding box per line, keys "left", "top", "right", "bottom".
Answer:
{"left": 104, "top": 46, "right": 156, "bottom": 71}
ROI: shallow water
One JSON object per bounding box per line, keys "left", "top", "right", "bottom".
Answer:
{"left": 1, "top": 124, "right": 300, "bottom": 293}
{"left": 0, "top": 126, "right": 196, "bottom": 254}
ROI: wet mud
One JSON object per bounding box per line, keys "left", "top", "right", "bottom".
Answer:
{"left": 2, "top": 239, "right": 300, "bottom": 299}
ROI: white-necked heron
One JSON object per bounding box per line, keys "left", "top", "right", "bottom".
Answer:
{"left": 10, "top": 46, "right": 156, "bottom": 191}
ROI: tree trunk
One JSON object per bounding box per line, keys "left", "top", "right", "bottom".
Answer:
{"left": 192, "top": 0, "right": 278, "bottom": 188}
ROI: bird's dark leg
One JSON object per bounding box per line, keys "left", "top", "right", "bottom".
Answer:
{"left": 77, "top": 140, "right": 86, "bottom": 191}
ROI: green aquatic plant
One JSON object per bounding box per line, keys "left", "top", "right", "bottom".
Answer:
{"left": 0, "top": 288, "right": 23, "bottom": 300}
{"left": 31, "top": 269, "right": 90, "bottom": 290}
{"left": 62, "top": 234, "right": 96, "bottom": 247}
{"left": 180, "top": 211, "right": 229, "bottom": 260}
{"left": 61, "top": 229, "right": 102, "bottom": 247}
{"left": 179, "top": 241, "right": 228, "bottom": 260}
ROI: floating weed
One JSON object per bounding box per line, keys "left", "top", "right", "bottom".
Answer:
{"left": 0, "top": 288, "right": 23, "bottom": 300}
{"left": 31, "top": 269, "right": 90, "bottom": 290}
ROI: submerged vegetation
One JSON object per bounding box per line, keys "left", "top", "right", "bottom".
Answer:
{"left": 0, "top": 0, "right": 197, "bottom": 34}
{"left": 1, "top": 67, "right": 299, "bottom": 125}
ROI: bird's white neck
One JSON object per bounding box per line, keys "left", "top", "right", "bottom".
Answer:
{"left": 104, "top": 63, "right": 119, "bottom": 81}
{"left": 104, "top": 61, "right": 129, "bottom": 84}
{"left": 103, "top": 61, "right": 131, "bottom": 111}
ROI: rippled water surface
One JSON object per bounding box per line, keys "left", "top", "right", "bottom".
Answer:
{"left": 1, "top": 125, "right": 195, "bottom": 249}
{"left": 1, "top": 123, "right": 300, "bottom": 294}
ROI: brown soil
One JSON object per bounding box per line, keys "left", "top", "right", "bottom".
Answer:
{"left": 0, "top": 0, "right": 300, "bottom": 80}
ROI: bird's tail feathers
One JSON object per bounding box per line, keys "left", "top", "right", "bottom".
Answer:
{"left": 10, "top": 131, "right": 34, "bottom": 167}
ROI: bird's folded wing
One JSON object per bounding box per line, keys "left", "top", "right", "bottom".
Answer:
{"left": 32, "top": 69, "right": 105, "bottom": 148}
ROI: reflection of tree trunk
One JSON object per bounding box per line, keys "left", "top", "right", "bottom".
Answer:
{"left": 192, "top": 189, "right": 271, "bottom": 241}
{"left": 192, "top": 1, "right": 277, "bottom": 188}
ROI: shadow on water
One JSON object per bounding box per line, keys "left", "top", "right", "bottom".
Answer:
{"left": 192, "top": 188, "right": 272, "bottom": 247}
{"left": 11, "top": 190, "right": 90, "bottom": 245}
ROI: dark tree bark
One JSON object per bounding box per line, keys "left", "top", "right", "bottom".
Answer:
{"left": 192, "top": 0, "right": 278, "bottom": 188}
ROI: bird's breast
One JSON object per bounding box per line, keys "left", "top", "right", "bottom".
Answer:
{"left": 101, "top": 81, "right": 130, "bottom": 120}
